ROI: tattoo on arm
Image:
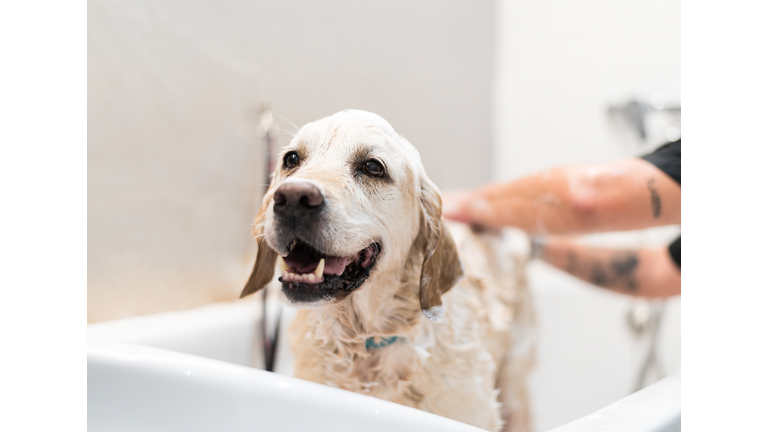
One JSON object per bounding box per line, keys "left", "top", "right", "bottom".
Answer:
{"left": 550, "top": 247, "right": 641, "bottom": 293}
{"left": 647, "top": 178, "right": 662, "bottom": 219}
{"left": 584, "top": 252, "right": 640, "bottom": 292}
{"left": 609, "top": 252, "right": 639, "bottom": 291}
{"left": 591, "top": 263, "right": 608, "bottom": 286}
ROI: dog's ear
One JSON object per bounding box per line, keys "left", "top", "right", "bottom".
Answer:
{"left": 418, "top": 177, "right": 463, "bottom": 323}
{"left": 240, "top": 193, "right": 278, "bottom": 299}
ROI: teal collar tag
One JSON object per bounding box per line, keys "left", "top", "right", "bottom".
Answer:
{"left": 365, "top": 336, "right": 399, "bottom": 351}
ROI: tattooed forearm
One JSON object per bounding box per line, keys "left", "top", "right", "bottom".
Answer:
{"left": 538, "top": 239, "right": 677, "bottom": 297}
{"left": 590, "top": 263, "right": 608, "bottom": 286}
{"left": 647, "top": 178, "right": 662, "bottom": 219}
{"left": 609, "top": 252, "right": 639, "bottom": 291}
{"left": 552, "top": 248, "right": 640, "bottom": 293}
{"left": 586, "top": 252, "right": 639, "bottom": 292}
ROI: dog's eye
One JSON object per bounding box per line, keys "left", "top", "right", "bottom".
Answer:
{"left": 283, "top": 151, "right": 300, "bottom": 169}
{"left": 364, "top": 160, "right": 385, "bottom": 177}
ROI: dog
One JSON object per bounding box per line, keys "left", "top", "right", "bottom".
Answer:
{"left": 240, "top": 110, "right": 535, "bottom": 431}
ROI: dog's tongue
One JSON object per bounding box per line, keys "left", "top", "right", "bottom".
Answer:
{"left": 283, "top": 243, "right": 347, "bottom": 276}
{"left": 322, "top": 256, "right": 347, "bottom": 275}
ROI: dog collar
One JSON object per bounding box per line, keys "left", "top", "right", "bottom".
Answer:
{"left": 365, "top": 336, "right": 399, "bottom": 351}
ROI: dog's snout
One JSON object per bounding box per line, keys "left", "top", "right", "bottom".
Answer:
{"left": 273, "top": 181, "right": 325, "bottom": 216}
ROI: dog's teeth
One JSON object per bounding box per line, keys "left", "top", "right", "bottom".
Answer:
{"left": 278, "top": 256, "right": 289, "bottom": 272}
{"left": 314, "top": 258, "right": 325, "bottom": 278}
{"left": 282, "top": 268, "right": 326, "bottom": 284}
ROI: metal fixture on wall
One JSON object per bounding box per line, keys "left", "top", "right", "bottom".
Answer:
{"left": 626, "top": 298, "right": 666, "bottom": 391}
{"left": 608, "top": 96, "right": 681, "bottom": 143}
{"left": 258, "top": 104, "right": 282, "bottom": 372}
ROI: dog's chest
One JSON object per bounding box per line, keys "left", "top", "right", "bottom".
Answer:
{"left": 289, "top": 297, "right": 506, "bottom": 431}
{"left": 343, "top": 340, "right": 428, "bottom": 407}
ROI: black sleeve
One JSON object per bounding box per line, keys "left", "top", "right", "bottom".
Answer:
{"left": 641, "top": 139, "right": 681, "bottom": 185}
{"left": 668, "top": 236, "right": 681, "bottom": 268}
{"left": 642, "top": 141, "right": 681, "bottom": 269}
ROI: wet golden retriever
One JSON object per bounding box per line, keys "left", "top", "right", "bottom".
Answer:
{"left": 240, "top": 110, "right": 534, "bottom": 432}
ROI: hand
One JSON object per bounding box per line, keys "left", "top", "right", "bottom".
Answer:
{"left": 441, "top": 190, "right": 478, "bottom": 225}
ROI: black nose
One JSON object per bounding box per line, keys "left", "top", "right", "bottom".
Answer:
{"left": 273, "top": 181, "right": 325, "bottom": 218}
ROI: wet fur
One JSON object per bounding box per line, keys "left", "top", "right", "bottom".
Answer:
{"left": 289, "top": 223, "right": 535, "bottom": 432}
{"left": 244, "top": 110, "right": 534, "bottom": 431}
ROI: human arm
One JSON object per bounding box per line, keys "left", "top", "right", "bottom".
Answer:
{"left": 442, "top": 158, "right": 681, "bottom": 235}
{"left": 533, "top": 236, "right": 681, "bottom": 298}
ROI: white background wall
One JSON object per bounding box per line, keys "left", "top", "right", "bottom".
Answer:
{"left": 492, "top": 0, "right": 681, "bottom": 430}
{"left": 493, "top": 0, "right": 681, "bottom": 180}
{"left": 88, "top": 0, "right": 494, "bottom": 322}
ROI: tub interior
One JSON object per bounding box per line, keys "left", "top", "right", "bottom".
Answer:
{"left": 88, "top": 293, "right": 680, "bottom": 432}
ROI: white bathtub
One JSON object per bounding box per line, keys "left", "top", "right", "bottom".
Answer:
{"left": 88, "top": 298, "right": 680, "bottom": 431}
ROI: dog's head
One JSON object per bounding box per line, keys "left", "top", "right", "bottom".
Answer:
{"left": 240, "top": 110, "right": 462, "bottom": 322}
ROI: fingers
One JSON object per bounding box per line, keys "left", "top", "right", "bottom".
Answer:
{"left": 441, "top": 190, "right": 475, "bottom": 224}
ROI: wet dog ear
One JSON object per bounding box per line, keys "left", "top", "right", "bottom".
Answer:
{"left": 240, "top": 193, "right": 278, "bottom": 299}
{"left": 418, "top": 177, "right": 463, "bottom": 322}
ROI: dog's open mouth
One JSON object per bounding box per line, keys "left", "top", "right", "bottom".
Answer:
{"left": 277, "top": 240, "right": 381, "bottom": 303}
